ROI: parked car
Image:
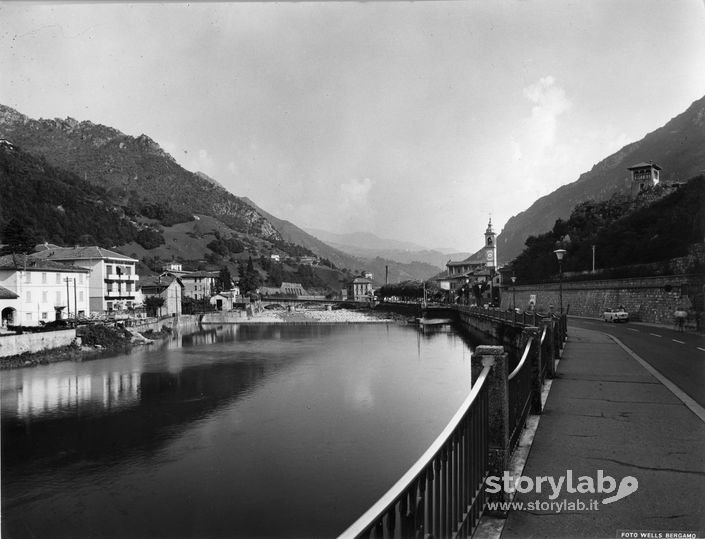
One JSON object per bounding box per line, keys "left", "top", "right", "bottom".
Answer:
{"left": 604, "top": 307, "right": 629, "bottom": 323}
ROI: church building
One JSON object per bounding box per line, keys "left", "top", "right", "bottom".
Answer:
{"left": 438, "top": 218, "right": 498, "bottom": 299}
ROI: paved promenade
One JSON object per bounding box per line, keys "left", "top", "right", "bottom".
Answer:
{"left": 500, "top": 326, "right": 705, "bottom": 539}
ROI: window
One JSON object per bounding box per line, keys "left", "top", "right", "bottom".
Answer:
{"left": 25, "top": 291, "right": 31, "bottom": 303}
{"left": 106, "top": 265, "right": 113, "bottom": 276}
{"left": 42, "top": 272, "right": 47, "bottom": 283}
{"left": 126, "top": 283, "right": 132, "bottom": 293}
{"left": 24, "top": 272, "right": 31, "bottom": 284}
{"left": 56, "top": 291, "right": 61, "bottom": 304}
{"left": 107, "top": 302, "right": 113, "bottom": 311}
{"left": 79, "top": 291, "right": 84, "bottom": 302}
{"left": 56, "top": 273, "right": 61, "bottom": 284}
{"left": 79, "top": 274, "right": 84, "bottom": 284}
{"left": 25, "top": 313, "right": 32, "bottom": 321}
{"left": 124, "top": 266, "right": 132, "bottom": 276}
{"left": 42, "top": 312, "right": 48, "bottom": 320}
{"left": 42, "top": 291, "right": 48, "bottom": 303}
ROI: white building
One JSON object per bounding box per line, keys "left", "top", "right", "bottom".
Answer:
{"left": 0, "top": 254, "right": 91, "bottom": 327}
{"left": 347, "top": 277, "right": 373, "bottom": 301}
{"left": 32, "top": 246, "right": 140, "bottom": 313}
{"left": 178, "top": 271, "right": 218, "bottom": 300}
{"left": 0, "top": 284, "right": 20, "bottom": 328}
{"left": 139, "top": 275, "right": 183, "bottom": 317}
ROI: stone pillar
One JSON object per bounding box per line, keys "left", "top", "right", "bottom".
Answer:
{"left": 472, "top": 345, "right": 509, "bottom": 513}
{"left": 522, "top": 326, "right": 542, "bottom": 414}
{"left": 542, "top": 317, "right": 556, "bottom": 379}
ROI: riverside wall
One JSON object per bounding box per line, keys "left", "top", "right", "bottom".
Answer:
{"left": 500, "top": 274, "right": 703, "bottom": 325}
{"left": 200, "top": 311, "right": 247, "bottom": 324}
{"left": 0, "top": 329, "right": 77, "bottom": 358}
{"left": 454, "top": 308, "right": 526, "bottom": 353}
{"left": 131, "top": 314, "right": 201, "bottom": 333}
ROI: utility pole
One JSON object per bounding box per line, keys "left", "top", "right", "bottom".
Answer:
{"left": 73, "top": 278, "right": 77, "bottom": 319}
{"left": 64, "top": 277, "right": 71, "bottom": 319}
{"left": 592, "top": 245, "right": 596, "bottom": 273}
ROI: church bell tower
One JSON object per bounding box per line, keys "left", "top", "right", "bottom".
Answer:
{"left": 484, "top": 217, "right": 497, "bottom": 269}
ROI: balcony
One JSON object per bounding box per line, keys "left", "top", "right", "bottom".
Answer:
{"left": 105, "top": 290, "right": 136, "bottom": 299}
{"left": 105, "top": 274, "right": 139, "bottom": 282}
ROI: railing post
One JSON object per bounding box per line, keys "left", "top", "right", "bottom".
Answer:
{"left": 522, "top": 326, "right": 542, "bottom": 414}
{"left": 542, "top": 317, "right": 556, "bottom": 379}
{"left": 471, "top": 345, "right": 509, "bottom": 515}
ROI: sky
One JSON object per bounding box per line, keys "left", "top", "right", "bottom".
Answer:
{"left": 1, "top": 1, "right": 705, "bottom": 252}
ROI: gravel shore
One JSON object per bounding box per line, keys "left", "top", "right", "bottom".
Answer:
{"left": 241, "top": 308, "right": 399, "bottom": 324}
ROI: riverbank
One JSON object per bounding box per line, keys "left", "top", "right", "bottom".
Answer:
{"left": 1, "top": 309, "right": 408, "bottom": 369}
{"left": 0, "top": 323, "right": 172, "bottom": 370}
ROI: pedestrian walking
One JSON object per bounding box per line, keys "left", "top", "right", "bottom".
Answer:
{"left": 674, "top": 307, "right": 687, "bottom": 332}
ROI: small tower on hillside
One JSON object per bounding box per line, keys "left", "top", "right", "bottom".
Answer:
{"left": 484, "top": 216, "right": 497, "bottom": 269}
{"left": 628, "top": 161, "right": 661, "bottom": 194}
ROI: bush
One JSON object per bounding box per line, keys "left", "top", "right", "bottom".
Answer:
{"left": 135, "top": 228, "right": 165, "bottom": 249}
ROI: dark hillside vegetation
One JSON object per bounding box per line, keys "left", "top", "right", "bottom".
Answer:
{"left": 510, "top": 175, "right": 705, "bottom": 282}
{"left": 0, "top": 105, "right": 280, "bottom": 241}
{"left": 0, "top": 143, "right": 140, "bottom": 247}
{"left": 498, "top": 94, "right": 705, "bottom": 262}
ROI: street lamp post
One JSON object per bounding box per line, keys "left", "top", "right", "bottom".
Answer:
{"left": 511, "top": 276, "right": 517, "bottom": 311}
{"left": 553, "top": 249, "right": 567, "bottom": 314}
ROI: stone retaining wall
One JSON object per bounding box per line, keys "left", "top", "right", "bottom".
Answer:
{"left": 501, "top": 274, "right": 703, "bottom": 326}
{"left": 131, "top": 314, "right": 201, "bottom": 333}
{"left": 0, "top": 329, "right": 77, "bottom": 358}
{"left": 201, "top": 311, "right": 247, "bottom": 324}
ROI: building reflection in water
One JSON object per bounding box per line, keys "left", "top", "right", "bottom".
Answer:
{"left": 13, "top": 371, "right": 142, "bottom": 419}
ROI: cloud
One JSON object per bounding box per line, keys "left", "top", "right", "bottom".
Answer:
{"left": 189, "top": 148, "right": 216, "bottom": 174}
{"left": 504, "top": 76, "right": 573, "bottom": 200}
{"left": 340, "top": 177, "right": 372, "bottom": 200}
{"left": 521, "top": 75, "right": 571, "bottom": 152}
{"left": 335, "top": 177, "right": 375, "bottom": 230}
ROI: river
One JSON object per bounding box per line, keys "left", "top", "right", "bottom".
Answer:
{"left": 1, "top": 322, "right": 476, "bottom": 538}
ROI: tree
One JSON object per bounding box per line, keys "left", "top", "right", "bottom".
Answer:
{"left": 1, "top": 218, "right": 36, "bottom": 255}
{"left": 239, "top": 256, "right": 261, "bottom": 294}
{"left": 145, "top": 296, "right": 165, "bottom": 317}
{"left": 218, "top": 266, "right": 233, "bottom": 292}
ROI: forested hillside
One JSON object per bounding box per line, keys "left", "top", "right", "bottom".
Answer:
{"left": 497, "top": 94, "right": 705, "bottom": 263}
{"left": 0, "top": 141, "right": 143, "bottom": 248}
{"left": 510, "top": 175, "right": 705, "bottom": 282}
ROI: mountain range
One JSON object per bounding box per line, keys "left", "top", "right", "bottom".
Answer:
{"left": 0, "top": 104, "right": 443, "bottom": 286}
{"left": 496, "top": 94, "right": 705, "bottom": 263}
{"left": 304, "top": 228, "right": 471, "bottom": 269}
{"left": 2, "top": 93, "right": 703, "bottom": 286}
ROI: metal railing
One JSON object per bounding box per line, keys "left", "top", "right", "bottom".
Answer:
{"left": 340, "top": 365, "right": 493, "bottom": 539}
{"left": 507, "top": 335, "right": 534, "bottom": 453}
{"left": 342, "top": 307, "right": 568, "bottom": 538}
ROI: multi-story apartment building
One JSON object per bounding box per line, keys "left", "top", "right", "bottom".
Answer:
{"left": 178, "top": 271, "right": 218, "bottom": 300}
{"left": 32, "top": 246, "right": 140, "bottom": 313}
{"left": 0, "top": 254, "right": 91, "bottom": 327}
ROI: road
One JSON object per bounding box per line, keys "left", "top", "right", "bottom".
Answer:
{"left": 569, "top": 317, "right": 705, "bottom": 409}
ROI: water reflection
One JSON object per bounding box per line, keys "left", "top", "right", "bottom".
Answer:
{"left": 12, "top": 371, "right": 142, "bottom": 419}
{"left": 2, "top": 323, "right": 477, "bottom": 538}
